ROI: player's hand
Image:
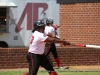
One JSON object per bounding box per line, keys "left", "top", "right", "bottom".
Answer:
{"left": 63, "top": 41, "right": 70, "bottom": 46}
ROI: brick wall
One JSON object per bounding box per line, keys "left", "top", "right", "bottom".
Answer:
{"left": 0, "top": 47, "right": 100, "bottom": 69}
{"left": 60, "top": 3, "right": 100, "bottom": 45}
{"left": 50, "top": 47, "right": 100, "bottom": 66}
{"left": 0, "top": 48, "right": 28, "bottom": 69}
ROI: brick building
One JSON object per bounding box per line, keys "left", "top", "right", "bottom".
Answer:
{"left": 58, "top": 0, "right": 100, "bottom": 45}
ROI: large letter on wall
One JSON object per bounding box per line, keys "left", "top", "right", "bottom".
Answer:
{"left": 15, "top": 3, "right": 48, "bottom": 33}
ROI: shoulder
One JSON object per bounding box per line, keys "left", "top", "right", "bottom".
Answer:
{"left": 45, "top": 26, "right": 52, "bottom": 30}
{"left": 33, "top": 31, "right": 42, "bottom": 36}
{"left": 51, "top": 26, "right": 55, "bottom": 30}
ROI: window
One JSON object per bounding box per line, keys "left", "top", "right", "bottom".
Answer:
{"left": 0, "top": 8, "right": 7, "bottom": 31}
{"left": 0, "top": 2, "right": 17, "bottom": 32}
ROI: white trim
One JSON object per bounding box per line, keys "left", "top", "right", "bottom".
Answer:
{"left": 0, "top": 2, "right": 17, "bottom": 7}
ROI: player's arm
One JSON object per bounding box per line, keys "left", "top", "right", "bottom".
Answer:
{"left": 47, "top": 32, "right": 60, "bottom": 39}
{"left": 46, "top": 32, "right": 56, "bottom": 38}
{"left": 44, "top": 36, "right": 70, "bottom": 45}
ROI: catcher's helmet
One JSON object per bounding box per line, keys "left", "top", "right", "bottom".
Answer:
{"left": 46, "top": 17, "right": 53, "bottom": 25}
{"left": 34, "top": 19, "right": 45, "bottom": 29}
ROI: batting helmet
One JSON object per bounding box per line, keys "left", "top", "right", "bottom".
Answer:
{"left": 32, "top": 19, "right": 45, "bottom": 32}
{"left": 34, "top": 19, "right": 45, "bottom": 29}
{"left": 46, "top": 17, "right": 53, "bottom": 25}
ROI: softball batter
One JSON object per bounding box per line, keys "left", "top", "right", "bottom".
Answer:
{"left": 23, "top": 19, "right": 70, "bottom": 75}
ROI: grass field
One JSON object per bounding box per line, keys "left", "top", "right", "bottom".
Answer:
{"left": 0, "top": 69, "right": 100, "bottom": 75}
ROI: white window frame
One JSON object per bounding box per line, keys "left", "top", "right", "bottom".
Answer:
{"left": 0, "top": 2, "right": 17, "bottom": 33}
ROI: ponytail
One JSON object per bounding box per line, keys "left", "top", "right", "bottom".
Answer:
{"left": 32, "top": 29, "right": 35, "bottom": 33}
{"left": 32, "top": 27, "right": 39, "bottom": 33}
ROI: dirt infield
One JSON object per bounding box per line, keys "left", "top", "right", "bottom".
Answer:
{"left": 0, "top": 66, "right": 100, "bottom": 72}
{"left": 63, "top": 66, "right": 100, "bottom": 70}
